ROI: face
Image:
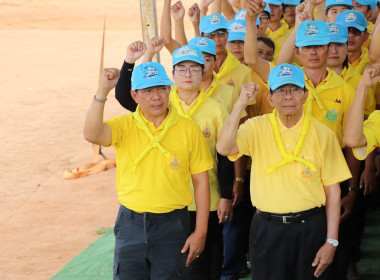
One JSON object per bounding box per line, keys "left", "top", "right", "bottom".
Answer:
{"left": 295, "top": 45, "right": 329, "bottom": 69}
{"left": 266, "top": 85, "right": 308, "bottom": 117}
{"left": 283, "top": 5, "right": 296, "bottom": 27}
{"left": 202, "top": 29, "right": 228, "bottom": 55}
{"left": 327, "top": 43, "right": 348, "bottom": 68}
{"left": 226, "top": 40, "right": 245, "bottom": 62}
{"left": 269, "top": 4, "right": 283, "bottom": 23}
{"left": 257, "top": 40, "right": 274, "bottom": 62}
{"left": 326, "top": 5, "right": 351, "bottom": 22}
{"left": 131, "top": 85, "right": 170, "bottom": 119}
{"left": 347, "top": 27, "right": 369, "bottom": 52}
{"left": 202, "top": 53, "right": 216, "bottom": 81}
{"left": 352, "top": 0, "right": 372, "bottom": 19}
{"left": 258, "top": 12, "right": 270, "bottom": 36}
{"left": 173, "top": 61, "right": 203, "bottom": 90}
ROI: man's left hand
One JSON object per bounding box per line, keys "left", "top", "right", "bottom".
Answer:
{"left": 312, "top": 242, "right": 336, "bottom": 277}
{"left": 181, "top": 231, "right": 206, "bottom": 267}
{"left": 217, "top": 198, "right": 233, "bottom": 223}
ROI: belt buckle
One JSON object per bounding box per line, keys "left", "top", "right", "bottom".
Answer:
{"left": 282, "top": 215, "right": 292, "bottom": 224}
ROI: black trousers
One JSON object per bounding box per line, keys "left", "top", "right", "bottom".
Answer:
{"left": 185, "top": 211, "right": 223, "bottom": 280}
{"left": 250, "top": 209, "right": 330, "bottom": 280}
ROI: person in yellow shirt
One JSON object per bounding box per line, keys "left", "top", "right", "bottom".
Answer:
{"left": 282, "top": 0, "right": 301, "bottom": 30}
{"left": 170, "top": 44, "right": 234, "bottom": 280}
{"left": 336, "top": 10, "right": 371, "bottom": 74}
{"left": 344, "top": 63, "right": 380, "bottom": 162}
{"left": 200, "top": 13, "right": 253, "bottom": 94}
{"left": 216, "top": 63, "right": 351, "bottom": 280}
{"left": 352, "top": 0, "right": 377, "bottom": 47}
{"left": 83, "top": 63, "right": 213, "bottom": 279}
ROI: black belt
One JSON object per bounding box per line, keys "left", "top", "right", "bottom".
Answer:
{"left": 256, "top": 206, "right": 325, "bottom": 224}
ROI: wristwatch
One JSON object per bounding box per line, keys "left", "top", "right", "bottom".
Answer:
{"left": 326, "top": 238, "right": 339, "bottom": 247}
{"left": 234, "top": 177, "right": 244, "bottom": 183}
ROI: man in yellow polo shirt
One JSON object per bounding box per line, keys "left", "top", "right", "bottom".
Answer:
{"left": 83, "top": 63, "right": 213, "bottom": 280}
{"left": 217, "top": 63, "right": 351, "bottom": 280}
{"left": 199, "top": 13, "right": 252, "bottom": 94}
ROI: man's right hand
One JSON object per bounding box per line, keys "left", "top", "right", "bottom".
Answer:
{"left": 238, "top": 82, "right": 259, "bottom": 107}
{"left": 125, "top": 41, "right": 147, "bottom": 64}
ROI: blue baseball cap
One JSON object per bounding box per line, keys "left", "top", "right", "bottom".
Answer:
{"left": 131, "top": 62, "right": 173, "bottom": 91}
{"left": 296, "top": 20, "right": 331, "bottom": 47}
{"left": 235, "top": 9, "right": 247, "bottom": 19}
{"left": 336, "top": 10, "right": 367, "bottom": 31}
{"left": 328, "top": 22, "right": 348, "bottom": 43}
{"left": 266, "top": 0, "right": 283, "bottom": 5}
{"left": 355, "top": 0, "right": 377, "bottom": 10}
{"left": 227, "top": 19, "right": 247, "bottom": 42}
{"left": 283, "top": 0, "right": 301, "bottom": 5}
{"left": 188, "top": 37, "right": 216, "bottom": 56}
{"left": 325, "top": 0, "right": 354, "bottom": 9}
{"left": 172, "top": 45, "right": 204, "bottom": 66}
{"left": 264, "top": 3, "right": 272, "bottom": 15}
{"left": 200, "top": 13, "right": 228, "bottom": 34}
{"left": 268, "top": 63, "right": 305, "bottom": 91}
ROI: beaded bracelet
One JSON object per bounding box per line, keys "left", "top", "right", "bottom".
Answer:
{"left": 93, "top": 95, "right": 107, "bottom": 103}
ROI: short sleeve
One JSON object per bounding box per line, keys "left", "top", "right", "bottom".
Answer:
{"left": 189, "top": 123, "right": 214, "bottom": 174}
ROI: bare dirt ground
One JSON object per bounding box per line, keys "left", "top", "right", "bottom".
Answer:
{"left": 0, "top": 0, "right": 197, "bottom": 279}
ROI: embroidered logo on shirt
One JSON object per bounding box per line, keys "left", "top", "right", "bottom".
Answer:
{"left": 203, "top": 125, "right": 211, "bottom": 138}
{"left": 227, "top": 78, "right": 235, "bottom": 87}
{"left": 144, "top": 66, "right": 159, "bottom": 80}
{"left": 325, "top": 109, "right": 338, "bottom": 123}
{"left": 210, "top": 14, "right": 221, "bottom": 24}
{"left": 175, "top": 46, "right": 198, "bottom": 58}
{"left": 345, "top": 11, "right": 357, "bottom": 23}
{"left": 335, "top": 99, "right": 341, "bottom": 103}
{"left": 169, "top": 155, "right": 180, "bottom": 170}
{"left": 305, "top": 23, "right": 319, "bottom": 37}
{"left": 302, "top": 166, "right": 314, "bottom": 179}
{"left": 328, "top": 23, "right": 340, "bottom": 34}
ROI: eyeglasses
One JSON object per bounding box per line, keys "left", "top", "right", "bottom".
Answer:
{"left": 174, "top": 66, "right": 202, "bottom": 76}
{"left": 272, "top": 87, "right": 304, "bottom": 97}
{"left": 348, "top": 27, "right": 364, "bottom": 37}
{"left": 259, "top": 16, "right": 269, "bottom": 23}
{"left": 203, "top": 30, "right": 227, "bottom": 39}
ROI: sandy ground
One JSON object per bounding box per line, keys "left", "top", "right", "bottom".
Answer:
{"left": 0, "top": 0, "right": 198, "bottom": 279}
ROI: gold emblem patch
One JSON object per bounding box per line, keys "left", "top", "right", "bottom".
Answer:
{"left": 169, "top": 155, "right": 180, "bottom": 170}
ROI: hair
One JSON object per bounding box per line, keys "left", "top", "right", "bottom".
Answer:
{"left": 257, "top": 36, "right": 275, "bottom": 52}
{"left": 343, "top": 55, "right": 349, "bottom": 69}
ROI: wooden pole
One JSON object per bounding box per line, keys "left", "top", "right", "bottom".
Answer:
{"left": 93, "top": 11, "right": 107, "bottom": 163}
{"left": 140, "top": 0, "right": 160, "bottom": 63}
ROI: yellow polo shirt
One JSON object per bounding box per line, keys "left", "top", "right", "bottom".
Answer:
{"left": 247, "top": 65, "right": 273, "bottom": 117}
{"left": 170, "top": 87, "right": 229, "bottom": 211}
{"left": 105, "top": 105, "right": 213, "bottom": 213}
{"left": 305, "top": 69, "right": 355, "bottom": 147}
{"left": 353, "top": 110, "right": 380, "bottom": 160}
{"left": 363, "top": 21, "right": 373, "bottom": 49}
{"left": 339, "top": 66, "right": 376, "bottom": 116}
{"left": 229, "top": 112, "right": 352, "bottom": 213}
{"left": 216, "top": 49, "right": 252, "bottom": 94}
{"left": 265, "top": 23, "right": 291, "bottom": 63}
{"left": 349, "top": 46, "right": 371, "bottom": 75}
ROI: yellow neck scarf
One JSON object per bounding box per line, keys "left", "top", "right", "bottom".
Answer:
{"left": 266, "top": 22, "right": 289, "bottom": 41}
{"left": 266, "top": 109, "right": 316, "bottom": 174}
{"left": 215, "top": 49, "right": 241, "bottom": 80}
{"left": 305, "top": 70, "right": 345, "bottom": 121}
{"left": 170, "top": 86, "right": 208, "bottom": 120}
{"left": 131, "top": 103, "right": 180, "bottom": 172}
{"left": 204, "top": 72, "right": 219, "bottom": 98}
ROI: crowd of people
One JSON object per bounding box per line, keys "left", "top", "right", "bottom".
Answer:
{"left": 83, "top": 0, "right": 380, "bottom": 279}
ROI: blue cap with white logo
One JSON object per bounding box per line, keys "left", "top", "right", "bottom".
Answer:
{"left": 132, "top": 62, "right": 173, "bottom": 91}
{"left": 336, "top": 10, "right": 367, "bottom": 31}
{"left": 188, "top": 37, "right": 216, "bottom": 56}
{"left": 268, "top": 63, "right": 305, "bottom": 91}
{"left": 235, "top": 9, "right": 247, "bottom": 19}
{"left": 266, "top": 0, "right": 283, "bottom": 5}
{"left": 200, "top": 13, "right": 228, "bottom": 34}
{"left": 325, "top": 0, "right": 354, "bottom": 9}
{"left": 328, "top": 22, "right": 348, "bottom": 43}
{"left": 283, "top": 0, "right": 301, "bottom": 5}
{"left": 172, "top": 45, "right": 205, "bottom": 66}
{"left": 296, "top": 20, "right": 330, "bottom": 47}
{"left": 227, "top": 19, "right": 247, "bottom": 41}
{"left": 355, "top": 0, "right": 377, "bottom": 10}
